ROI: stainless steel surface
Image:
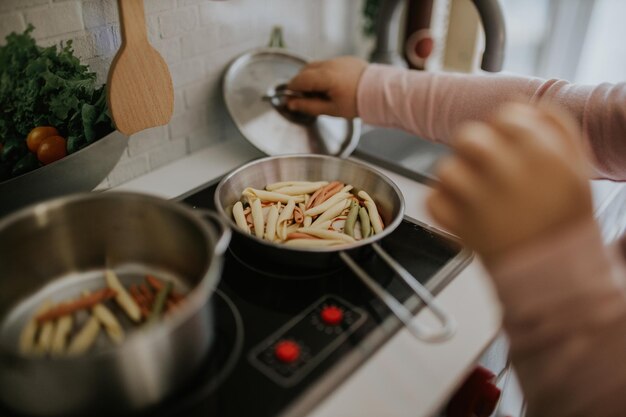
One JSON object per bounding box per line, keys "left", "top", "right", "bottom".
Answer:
{"left": 0, "top": 130, "right": 128, "bottom": 218}
{"left": 214, "top": 155, "right": 455, "bottom": 342}
{"left": 355, "top": 127, "right": 450, "bottom": 183}
{"left": 340, "top": 245, "right": 455, "bottom": 342}
{"left": 262, "top": 87, "right": 307, "bottom": 101}
{"left": 372, "top": 243, "right": 455, "bottom": 341}
{"left": 0, "top": 192, "right": 230, "bottom": 416}
{"left": 223, "top": 48, "right": 360, "bottom": 157}
{"left": 370, "top": 0, "right": 505, "bottom": 72}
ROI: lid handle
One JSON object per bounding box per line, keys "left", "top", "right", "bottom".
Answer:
{"left": 268, "top": 26, "right": 286, "bottom": 48}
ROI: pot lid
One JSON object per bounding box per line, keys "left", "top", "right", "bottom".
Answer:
{"left": 223, "top": 48, "right": 360, "bottom": 157}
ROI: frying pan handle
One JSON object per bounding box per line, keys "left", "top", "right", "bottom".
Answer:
{"left": 339, "top": 243, "right": 456, "bottom": 343}
{"left": 197, "top": 210, "right": 232, "bottom": 257}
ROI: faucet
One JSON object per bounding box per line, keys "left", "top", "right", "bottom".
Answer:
{"left": 370, "top": 0, "right": 506, "bottom": 72}
{"left": 370, "top": 0, "right": 408, "bottom": 67}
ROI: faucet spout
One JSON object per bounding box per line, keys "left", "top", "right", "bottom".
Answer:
{"left": 471, "top": 0, "right": 506, "bottom": 72}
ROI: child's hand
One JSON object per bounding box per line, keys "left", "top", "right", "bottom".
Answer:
{"left": 427, "top": 103, "right": 593, "bottom": 266}
{"left": 286, "top": 56, "right": 368, "bottom": 119}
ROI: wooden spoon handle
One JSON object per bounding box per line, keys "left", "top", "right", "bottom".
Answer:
{"left": 118, "top": 0, "right": 148, "bottom": 46}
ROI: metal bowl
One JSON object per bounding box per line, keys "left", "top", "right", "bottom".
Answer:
{"left": 0, "top": 130, "right": 128, "bottom": 218}
{"left": 0, "top": 192, "right": 230, "bottom": 416}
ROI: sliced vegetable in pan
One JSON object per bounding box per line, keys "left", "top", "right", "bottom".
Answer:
{"left": 17, "top": 272, "right": 186, "bottom": 358}
{"left": 230, "top": 180, "right": 385, "bottom": 247}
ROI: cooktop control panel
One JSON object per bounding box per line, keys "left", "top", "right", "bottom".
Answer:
{"left": 249, "top": 295, "right": 367, "bottom": 386}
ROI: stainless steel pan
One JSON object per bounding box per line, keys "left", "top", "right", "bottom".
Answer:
{"left": 0, "top": 192, "right": 230, "bottom": 416}
{"left": 215, "top": 155, "right": 456, "bottom": 343}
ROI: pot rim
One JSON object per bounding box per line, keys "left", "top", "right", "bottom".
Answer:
{"left": 0, "top": 191, "right": 225, "bottom": 362}
{"left": 214, "top": 154, "right": 405, "bottom": 254}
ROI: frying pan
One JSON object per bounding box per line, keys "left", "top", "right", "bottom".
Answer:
{"left": 215, "top": 155, "right": 456, "bottom": 342}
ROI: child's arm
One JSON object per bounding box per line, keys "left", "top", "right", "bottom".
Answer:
{"left": 427, "top": 103, "right": 626, "bottom": 416}
{"left": 357, "top": 65, "right": 626, "bottom": 180}
{"left": 491, "top": 219, "right": 626, "bottom": 417}
{"left": 288, "top": 59, "right": 626, "bottom": 181}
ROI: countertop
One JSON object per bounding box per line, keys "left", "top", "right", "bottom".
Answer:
{"left": 114, "top": 139, "right": 502, "bottom": 417}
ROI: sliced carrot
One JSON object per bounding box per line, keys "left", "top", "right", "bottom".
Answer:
{"left": 129, "top": 286, "right": 150, "bottom": 318}
{"left": 139, "top": 284, "right": 154, "bottom": 305}
{"left": 146, "top": 275, "right": 163, "bottom": 291}
{"left": 130, "top": 285, "right": 146, "bottom": 305}
{"left": 293, "top": 206, "right": 304, "bottom": 224}
{"left": 315, "top": 183, "right": 344, "bottom": 206}
{"left": 308, "top": 181, "right": 341, "bottom": 209}
{"left": 146, "top": 275, "right": 184, "bottom": 304}
{"left": 36, "top": 289, "right": 117, "bottom": 323}
{"left": 306, "top": 186, "right": 326, "bottom": 210}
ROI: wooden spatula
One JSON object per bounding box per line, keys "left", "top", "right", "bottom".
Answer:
{"left": 107, "top": 0, "right": 174, "bottom": 135}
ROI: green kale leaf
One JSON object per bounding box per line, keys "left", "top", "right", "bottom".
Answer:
{"left": 0, "top": 26, "right": 115, "bottom": 178}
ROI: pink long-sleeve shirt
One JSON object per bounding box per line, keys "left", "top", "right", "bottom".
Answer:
{"left": 357, "top": 65, "right": 626, "bottom": 416}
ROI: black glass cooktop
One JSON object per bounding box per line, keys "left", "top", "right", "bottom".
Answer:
{"left": 0, "top": 180, "right": 471, "bottom": 417}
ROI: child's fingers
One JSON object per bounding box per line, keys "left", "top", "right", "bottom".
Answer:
{"left": 426, "top": 189, "right": 462, "bottom": 234}
{"left": 287, "top": 68, "right": 329, "bottom": 94}
{"left": 491, "top": 103, "right": 567, "bottom": 157}
{"left": 305, "top": 60, "right": 324, "bottom": 69}
{"left": 535, "top": 102, "right": 580, "bottom": 142}
{"left": 535, "top": 104, "right": 588, "bottom": 161}
{"left": 452, "top": 122, "right": 515, "bottom": 180}
{"left": 287, "top": 98, "right": 335, "bottom": 116}
{"left": 435, "top": 156, "right": 484, "bottom": 207}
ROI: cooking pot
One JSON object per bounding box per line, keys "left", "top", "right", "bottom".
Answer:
{"left": 215, "top": 154, "right": 456, "bottom": 343}
{"left": 0, "top": 192, "right": 230, "bottom": 416}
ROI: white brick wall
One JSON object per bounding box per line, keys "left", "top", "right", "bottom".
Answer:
{"left": 0, "top": 0, "right": 364, "bottom": 188}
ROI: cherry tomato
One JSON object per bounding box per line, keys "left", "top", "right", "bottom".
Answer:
{"left": 37, "top": 136, "right": 67, "bottom": 165}
{"left": 27, "top": 126, "right": 59, "bottom": 153}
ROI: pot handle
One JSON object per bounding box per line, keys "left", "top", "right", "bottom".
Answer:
{"left": 339, "top": 243, "right": 456, "bottom": 343}
{"left": 197, "top": 210, "right": 232, "bottom": 257}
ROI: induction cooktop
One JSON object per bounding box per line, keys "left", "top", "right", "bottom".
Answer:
{"left": 0, "top": 179, "right": 471, "bottom": 417}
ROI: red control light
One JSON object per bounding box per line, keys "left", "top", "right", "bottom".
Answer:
{"left": 321, "top": 305, "right": 343, "bottom": 326}
{"left": 274, "top": 340, "right": 301, "bottom": 363}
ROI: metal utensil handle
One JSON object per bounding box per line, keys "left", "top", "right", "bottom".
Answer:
{"left": 372, "top": 243, "right": 456, "bottom": 341}
{"left": 267, "top": 26, "right": 285, "bottom": 48}
{"left": 197, "top": 210, "right": 232, "bottom": 257}
{"left": 339, "top": 243, "right": 456, "bottom": 343}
